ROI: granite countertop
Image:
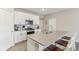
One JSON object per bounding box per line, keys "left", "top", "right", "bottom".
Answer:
{"left": 27, "top": 30, "right": 67, "bottom": 46}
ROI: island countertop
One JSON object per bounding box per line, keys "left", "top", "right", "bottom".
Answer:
{"left": 27, "top": 30, "right": 67, "bottom": 46}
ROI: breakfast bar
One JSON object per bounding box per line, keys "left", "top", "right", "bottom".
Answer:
{"left": 27, "top": 31, "right": 67, "bottom": 51}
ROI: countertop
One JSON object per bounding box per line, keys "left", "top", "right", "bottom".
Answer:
{"left": 27, "top": 30, "right": 67, "bottom": 46}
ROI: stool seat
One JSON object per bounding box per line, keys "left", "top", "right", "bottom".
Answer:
{"left": 43, "top": 44, "right": 64, "bottom": 51}
{"left": 55, "top": 40, "right": 68, "bottom": 47}
{"left": 62, "top": 36, "right": 71, "bottom": 40}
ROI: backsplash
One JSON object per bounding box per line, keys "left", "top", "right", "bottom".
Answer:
{"left": 14, "top": 24, "right": 25, "bottom": 31}
{"left": 14, "top": 20, "right": 39, "bottom": 31}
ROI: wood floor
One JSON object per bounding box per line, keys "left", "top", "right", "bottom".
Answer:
{"left": 8, "top": 40, "right": 79, "bottom": 51}
{"left": 8, "top": 40, "right": 27, "bottom": 51}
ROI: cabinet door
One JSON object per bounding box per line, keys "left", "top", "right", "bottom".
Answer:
{"left": 14, "top": 31, "right": 26, "bottom": 43}
{"left": 14, "top": 31, "right": 21, "bottom": 43}
{"left": 20, "top": 31, "right": 26, "bottom": 41}
{"left": 27, "top": 39, "right": 35, "bottom": 51}
{"left": 14, "top": 11, "right": 26, "bottom": 24}
{"left": 27, "top": 39, "right": 39, "bottom": 51}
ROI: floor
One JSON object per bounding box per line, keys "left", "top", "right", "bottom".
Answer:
{"left": 8, "top": 40, "right": 27, "bottom": 51}
{"left": 8, "top": 40, "right": 79, "bottom": 51}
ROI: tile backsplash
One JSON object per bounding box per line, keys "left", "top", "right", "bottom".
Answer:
{"left": 14, "top": 24, "right": 25, "bottom": 31}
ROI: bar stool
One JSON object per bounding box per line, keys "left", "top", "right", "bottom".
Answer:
{"left": 43, "top": 44, "right": 64, "bottom": 51}
{"left": 65, "top": 33, "right": 78, "bottom": 51}
{"left": 62, "top": 36, "right": 71, "bottom": 40}
{"left": 55, "top": 39, "right": 68, "bottom": 47}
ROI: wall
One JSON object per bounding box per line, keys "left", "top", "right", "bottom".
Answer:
{"left": 47, "top": 9, "right": 79, "bottom": 33}
{"left": 0, "top": 8, "right": 14, "bottom": 50}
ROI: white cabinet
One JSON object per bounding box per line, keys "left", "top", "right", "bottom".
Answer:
{"left": 35, "top": 29, "right": 41, "bottom": 33}
{"left": 14, "top": 31, "right": 21, "bottom": 43}
{"left": 27, "top": 39, "right": 39, "bottom": 51}
{"left": 14, "top": 31, "right": 26, "bottom": 43}
{"left": 14, "top": 11, "right": 26, "bottom": 24}
{"left": 27, "top": 39, "right": 36, "bottom": 51}
{"left": 15, "top": 11, "right": 39, "bottom": 25}
{"left": 20, "top": 31, "right": 26, "bottom": 41}
{"left": 32, "top": 16, "right": 39, "bottom": 25}
{"left": 27, "top": 38, "right": 45, "bottom": 51}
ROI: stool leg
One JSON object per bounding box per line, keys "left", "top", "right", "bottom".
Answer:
{"left": 71, "top": 43, "right": 76, "bottom": 51}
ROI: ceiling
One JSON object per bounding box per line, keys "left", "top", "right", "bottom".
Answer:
{"left": 15, "top": 8, "right": 69, "bottom": 16}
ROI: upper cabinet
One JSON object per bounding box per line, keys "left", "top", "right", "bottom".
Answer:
{"left": 14, "top": 11, "right": 39, "bottom": 25}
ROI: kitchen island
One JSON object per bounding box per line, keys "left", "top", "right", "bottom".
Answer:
{"left": 27, "top": 31, "right": 67, "bottom": 51}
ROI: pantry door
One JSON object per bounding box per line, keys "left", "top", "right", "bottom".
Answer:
{"left": 48, "top": 18, "right": 56, "bottom": 32}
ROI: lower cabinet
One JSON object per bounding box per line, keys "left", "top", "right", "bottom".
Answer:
{"left": 20, "top": 31, "right": 26, "bottom": 41}
{"left": 27, "top": 38, "right": 39, "bottom": 51}
{"left": 27, "top": 38, "right": 45, "bottom": 51}
{"left": 14, "top": 31, "right": 26, "bottom": 43}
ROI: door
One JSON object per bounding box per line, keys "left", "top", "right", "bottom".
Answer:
{"left": 0, "top": 8, "right": 14, "bottom": 50}
{"left": 48, "top": 18, "right": 56, "bottom": 32}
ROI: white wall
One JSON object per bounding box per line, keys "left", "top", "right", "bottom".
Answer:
{"left": 47, "top": 9, "right": 79, "bottom": 33}
{"left": 0, "top": 8, "right": 14, "bottom": 50}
